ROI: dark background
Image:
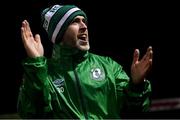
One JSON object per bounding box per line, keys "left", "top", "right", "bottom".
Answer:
{"left": 1, "top": 0, "right": 180, "bottom": 118}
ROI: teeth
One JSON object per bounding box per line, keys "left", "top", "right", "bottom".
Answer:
{"left": 78, "top": 34, "right": 86, "bottom": 37}
{"left": 79, "top": 36, "right": 86, "bottom": 40}
{"left": 78, "top": 34, "right": 87, "bottom": 40}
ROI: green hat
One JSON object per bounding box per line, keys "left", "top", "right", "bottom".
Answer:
{"left": 41, "top": 4, "right": 87, "bottom": 44}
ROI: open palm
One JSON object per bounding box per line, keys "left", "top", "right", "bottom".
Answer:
{"left": 21, "top": 20, "right": 44, "bottom": 58}
{"left": 131, "top": 46, "right": 153, "bottom": 84}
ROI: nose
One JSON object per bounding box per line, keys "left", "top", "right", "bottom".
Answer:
{"left": 80, "top": 20, "right": 87, "bottom": 30}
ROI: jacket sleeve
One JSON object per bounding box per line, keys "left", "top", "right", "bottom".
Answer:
{"left": 110, "top": 58, "right": 152, "bottom": 115}
{"left": 17, "top": 57, "right": 53, "bottom": 118}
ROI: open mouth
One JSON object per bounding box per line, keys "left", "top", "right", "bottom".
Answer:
{"left": 78, "top": 36, "right": 88, "bottom": 45}
{"left": 78, "top": 34, "right": 87, "bottom": 41}
{"left": 78, "top": 36, "right": 86, "bottom": 41}
{"left": 78, "top": 34, "right": 88, "bottom": 45}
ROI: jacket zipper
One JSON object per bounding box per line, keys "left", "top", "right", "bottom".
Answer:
{"left": 73, "top": 68, "right": 88, "bottom": 119}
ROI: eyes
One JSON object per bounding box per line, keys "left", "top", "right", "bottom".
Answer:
{"left": 71, "top": 17, "right": 87, "bottom": 26}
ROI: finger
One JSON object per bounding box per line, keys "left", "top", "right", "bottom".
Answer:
{"left": 148, "top": 46, "right": 153, "bottom": 60}
{"left": 141, "top": 46, "right": 152, "bottom": 62}
{"left": 144, "top": 58, "right": 153, "bottom": 75}
{"left": 23, "top": 20, "right": 33, "bottom": 38}
{"left": 21, "top": 20, "right": 30, "bottom": 42}
{"left": 144, "top": 48, "right": 153, "bottom": 70}
{"left": 23, "top": 20, "right": 28, "bottom": 37}
{"left": 148, "top": 46, "right": 152, "bottom": 51}
{"left": 21, "top": 21, "right": 27, "bottom": 43}
{"left": 132, "top": 49, "right": 140, "bottom": 64}
{"left": 21, "top": 20, "right": 28, "bottom": 39}
{"left": 25, "top": 20, "right": 32, "bottom": 34}
{"left": 34, "top": 34, "right": 41, "bottom": 43}
{"left": 145, "top": 46, "right": 153, "bottom": 62}
{"left": 21, "top": 27, "right": 25, "bottom": 42}
{"left": 148, "top": 50, "right": 153, "bottom": 67}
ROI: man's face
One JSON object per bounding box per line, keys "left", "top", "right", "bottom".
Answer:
{"left": 61, "top": 16, "right": 90, "bottom": 51}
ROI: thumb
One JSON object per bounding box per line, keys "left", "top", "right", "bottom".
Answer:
{"left": 34, "top": 34, "right": 41, "bottom": 43}
{"left": 132, "top": 49, "right": 140, "bottom": 64}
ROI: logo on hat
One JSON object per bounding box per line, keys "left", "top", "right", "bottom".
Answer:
{"left": 43, "top": 5, "right": 62, "bottom": 31}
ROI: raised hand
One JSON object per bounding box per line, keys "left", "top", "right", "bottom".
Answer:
{"left": 131, "top": 46, "right": 153, "bottom": 84}
{"left": 21, "top": 20, "right": 44, "bottom": 58}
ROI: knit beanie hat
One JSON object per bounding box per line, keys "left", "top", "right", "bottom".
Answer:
{"left": 41, "top": 4, "right": 87, "bottom": 44}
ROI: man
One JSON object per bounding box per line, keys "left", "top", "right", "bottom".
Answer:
{"left": 17, "top": 4, "right": 153, "bottom": 119}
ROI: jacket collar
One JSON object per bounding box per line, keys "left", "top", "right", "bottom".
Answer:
{"left": 51, "top": 44, "right": 89, "bottom": 65}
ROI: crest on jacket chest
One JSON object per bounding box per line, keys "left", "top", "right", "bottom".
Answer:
{"left": 90, "top": 67, "right": 105, "bottom": 81}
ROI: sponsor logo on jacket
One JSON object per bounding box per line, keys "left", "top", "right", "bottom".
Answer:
{"left": 53, "top": 78, "right": 65, "bottom": 93}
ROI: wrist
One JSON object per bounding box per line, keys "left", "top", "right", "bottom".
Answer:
{"left": 129, "top": 79, "right": 147, "bottom": 92}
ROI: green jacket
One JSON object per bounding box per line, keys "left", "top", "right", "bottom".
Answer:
{"left": 17, "top": 44, "right": 151, "bottom": 119}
